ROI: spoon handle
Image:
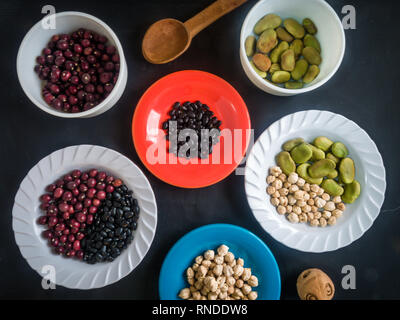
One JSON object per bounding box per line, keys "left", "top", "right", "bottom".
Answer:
{"left": 184, "top": 0, "right": 247, "bottom": 38}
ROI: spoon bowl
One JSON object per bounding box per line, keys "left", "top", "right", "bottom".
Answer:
{"left": 142, "top": 0, "right": 247, "bottom": 64}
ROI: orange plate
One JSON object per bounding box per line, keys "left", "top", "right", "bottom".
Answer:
{"left": 132, "top": 70, "right": 251, "bottom": 188}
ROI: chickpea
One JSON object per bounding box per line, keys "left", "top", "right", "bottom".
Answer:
{"left": 303, "top": 183, "right": 311, "bottom": 192}
{"left": 248, "top": 275, "right": 259, "bottom": 287}
{"left": 319, "top": 217, "right": 327, "bottom": 227}
{"left": 213, "top": 264, "right": 223, "bottom": 277}
{"left": 202, "top": 260, "right": 211, "bottom": 268}
{"left": 322, "top": 211, "right": 331, "bottom": 219}
{"left": 204, "top": 250, "right": 215, "bottom": 261}
{"left": 292, "top": 206, "right": 302, "bottom": 215}
{"left": 310, "top": 219, "right": 320, "bottom": 227}
{"left": 279, "top": 188, "right": 289, "bottom": 196}
{"left": 217, "top": 244, "right": 229, "bottom": 256}
{"left": 219, "top": 292, "right": 228, "bottom": 300}
{"left": 294, "top": 190, "right": 305, "bottom": 200}
{"left": 289, "top": 184, "right": 299, "bottom": 193}
{"left": 270, "top": 166, "right": 282, "bottom": 177}
{"left": 248, "top": 291, "right": 258, "bottom": 300}
{"left": 272, "top": 179, "right": 283, "bottom": 190}
{"left": 279, "top": 196, "right": 288, "bottom": 206}
{"left": 277, "top": 205, "right": 287, "bottom": 215}
{"left": 179, "top": 288, "right": 191, "bottom": 299}
{"left": 234, "top": 288, "right": 245, "bottom": 299}
{"left": 287, "top": 172, "right": 299, "bottom": 184}
{"left": 324, "top": 201, "right": 335, "bottom": 211}
{"left": 192, "top": 263, "right": 199, "bottom": 271}
{"left": 226, "top": 276, "right": 235, "bottom": 286}
{"left": 303, "top": 193, "right": 310, "bottom": 201}
{"left": 286, "top": 205, "right": 293, "bottom": 213}
{"left": 288, "top": 195, "right": 297, "bottom": 205}
{"left": 272, "top": 191, "right": 280, "bottom": 198}
{"left": 242, "top": 284, "right": 252, "bottom": 295}
{"left": 311, "top": 205, "right": 318, "bottom": 213}
{"left": 299, "top": 213, "right": 308, "bottom": 223}
{"left": 224, "top": 252, "right": 235, "bottom": 264}
{"left": 296, "top": 199, "right": 307, "bottom": 207}
{"left": 321, "top": 193, "right": 330, "bottom": 201}
{"left": 283, "top": 181, "right": 291, "bottom": 189}
{"left": 337, "top": 202, "right": 346, "bottom": 211}
{"left": 328, "top": 216, "right": 337, "bottom": 225}
{"left": 214, "top": 255, "right": 224, "bottom": 265}
{"left": 188, "top": 277, "right": 194, "bottom": 285}
{"left": 309, "top": 191, "right": 317, "bottom": 199}
{"left": 198, "top": 265, "right": 207, "bottom": 277}
{"left": 237, "top": 258, "right": 244, "bottom": 267}
{"left": 207, "top": 292, "right": 217, "bottom": 300}
{"left": 310, "top": 184, "right": 320, "bottom": 192}
{"left": 317, "top": 188, "right": 324, "bottom": 196}
{"left": 315, "top": 197, "right": 326, "bottom": 208}
{"left": 302, "top": 205, "right": 311, "bottom": 213}
{"left": 266, "top": 175, "right": 276, "bottom": 184}
{"left": 333, "top": 196, "right": 342, "bottom": 204}
{"left": 194, "top": 280, "right": 203, "bottom": 290}
{"left": 296, "top": 178, "right": 306, "bottom": 187}
{"left": 235, "top": 279, "right": 244, "bottom": 288}
{"left": 195, "top": 255, "right": 203, "bottom": 265}
{"left": 223, "top": 265, "right": 234, "bottom": 277}
{"left": 220, "top": 283, "right": 228, "bottom": 292}
{"left": 187, "top": 267, "right": 194, "bottom": 279}
{"left": 307, "top": 212, "right": 314, "bottom": 220}
{"left": 314, "top": 211, "right": 322, "bottom": 219}
{"left": 288, "top": 212, "right": 300, "bottom": 223}
{"left": 266, "top": 186, "right": 276, "bottom": 195}
{"left": 233, "top": 265, "right": 244, "bottom": 277}
{"left": 278, "top": 173, "right": 287, "bottom": 182}
{"left": 332, "top": 209, "right": 343, "bottom": 218}
{"left": 307, "top": 199, "right": 315, "bottom": 206}
{"left": 227, "top": 286, "right": 234, "bottom": 295}
{"left": 270, "top": 197, "right": 280, "bottom": 207}
{"left": 242, "top": 268, "right": 252, "bottom": 281}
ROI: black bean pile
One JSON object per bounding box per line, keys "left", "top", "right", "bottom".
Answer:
{"left": 162, "top": 101, "right": 222, "bottom": 159}
{"left": 81, "top": 184, "right": 140, "bottom": 264}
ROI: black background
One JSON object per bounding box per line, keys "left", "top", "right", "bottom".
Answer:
{"left": 1, "top": 0, "right": 399, "bottom": 300}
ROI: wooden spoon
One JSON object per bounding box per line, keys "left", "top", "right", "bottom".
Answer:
{"left": 142, "top": 0, "right": 247, "bottom": 64}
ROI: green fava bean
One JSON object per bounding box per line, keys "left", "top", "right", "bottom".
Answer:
{"left": 339, "top": 158, "right": 355, "bottom": 184}
{"left": 291, "top": 59, "right": 309, "bottom": 81}
{"left": 327, "top": 169, "right": 339, "bottom": 179}
{"left": 276, "top": 151, "right": 296, "bottom": 175}
{"left": 282, "top": 138, "right": 305, "bottom": 151}
{"left": 283, "top": 18, "right": 305, "bottom": 39}
{"left": 271, "top": 71, "right": 291, "bottom": 84}
{"left": 303, "top": 18, "right": 318, "bottom": 34}
{"left": 285, "top": 81, "right": 303, "bottom": 89}
{"left": 290, "top": 143, "right": 312, "bottom": 164}
{"left": 313, "top": 136, "right": 333, "bottom": 151}
{"left": 245, "top": 36, "right": 256, "bottom": 57}
{"left": 308, "top": 144, "right": 325, "bottom": 161}
{"left": 250, "top": 61, "right": 267, "bottom": 78}
{"left": 331, "top": 142, "right": 349, "bottom": 158}
{"left": 342, "top": 180, "right": 361, "bottom": 204}
{"left": 254, "top": 14, "right": 282, "bottom": 35}
{"left": 302, "top": 47, "right": 322, "bottom": 65}
{"left": 280, "top": 49, "right": 296, "bottom": 72}
{"left": 270, "top": 41, "right": 289, "bottom": 63}
{"left": 303, "top": 34, "right": 321, "bottom": 53}
{"left": 269, "top": 63, "right": 281, "bottom": 74}
{"left": 321, "top": 179, "right": 344, "bottom": 197}
{"left": 290, "top": 39, "right": 303, "bottom": 58}
{"left": 308, "top": 159, "right": 336, "bottom": 178}
{"left": 326, "top": 153, "right": 340, "bottom": 165}
{"left": 303, "top": 65, "right": 320, "bottom": 84}
{"left": 276, "top": 27, "right": 294, "bottom": 42}
{"left": 257, "top": 29, "right": 278, "bottom": 54}
{"left": 296, "top": 163, "right": 323, "bottom": 185}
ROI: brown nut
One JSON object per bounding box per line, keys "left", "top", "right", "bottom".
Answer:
{"left": 252, "top": 53, "right": 271, "bottom": 72}
{"left": 296, "top": 268, "right": 335, "bottom": 300}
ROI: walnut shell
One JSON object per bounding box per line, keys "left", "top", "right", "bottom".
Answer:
{"left": 296, "top": 268, "right": 335, "bottom": 300}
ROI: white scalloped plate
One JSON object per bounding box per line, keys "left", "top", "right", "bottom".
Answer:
{"left": 12, "top": 145, "right": 157, "bottom": 289}
{"left": 245, "top": 110, "right": 386, "bottom": 252}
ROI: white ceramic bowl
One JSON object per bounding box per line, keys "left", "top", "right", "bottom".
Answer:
{"left": 240, "top": 0, "right": 345, "bottom": 96}
{"left": 17, "top": 11, "right": 128, "bottom": 118}
{"left": 12, "top": 145, "right": 157, "bottom": 289}
{"left": 245, "top": 110, "right": 386, "bottom": 252}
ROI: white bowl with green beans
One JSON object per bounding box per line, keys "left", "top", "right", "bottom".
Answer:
{"left": 240, "top": 0, "right": 345, "bottom": 96}
{"left": 245, "top": 110, "right": 386, "bottom": 252}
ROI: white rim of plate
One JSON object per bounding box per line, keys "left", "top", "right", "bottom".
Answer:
{"left": 245, "top": 110, "right": 386, "bottom": 252}
{"left": 12, "top": 145, "right": 157, "bottom": 289}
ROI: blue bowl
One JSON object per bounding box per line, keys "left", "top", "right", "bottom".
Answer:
{"left": 159, "top": 224, "right": 281, "bottom": 300}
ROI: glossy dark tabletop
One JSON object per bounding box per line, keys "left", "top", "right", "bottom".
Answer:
{"left": 1, "top": 0, "right": 399, "bottom": 299}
